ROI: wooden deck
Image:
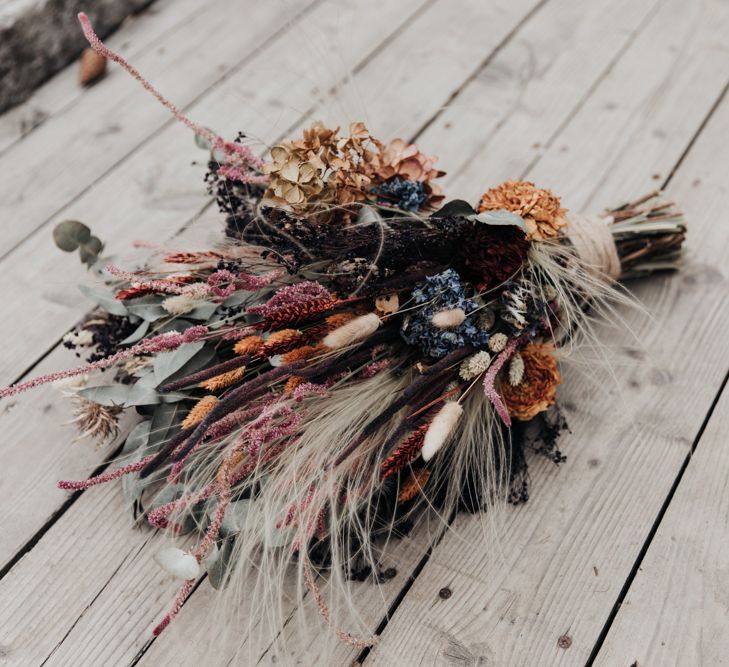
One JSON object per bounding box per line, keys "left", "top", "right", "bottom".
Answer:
{"left": 0, "top": 0, "right": 727, "bottom": 664}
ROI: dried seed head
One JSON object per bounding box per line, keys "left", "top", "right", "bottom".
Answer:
{"left": 488, "top": 333, "right": 508, "bottom": 352}
{"left": 182, "top": 396, "right": 218, "bottom": 428}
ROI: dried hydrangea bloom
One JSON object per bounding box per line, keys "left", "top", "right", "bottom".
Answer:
{"left": 500, "top": 342, "right": 560, "bottom": 420}
{"left": 479, "top": 180, "right": 567, "bottom": 242}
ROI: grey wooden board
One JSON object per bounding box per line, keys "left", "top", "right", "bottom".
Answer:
{"left": 0, "top": 0, "right": 727, "bottom": 664}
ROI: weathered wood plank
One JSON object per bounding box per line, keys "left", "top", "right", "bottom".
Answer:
{"left": 0, "top": 1, "right": 553, "bottom": 664}
{"left": 367, "top": 0, "right": 729, "bottom": 663}
{"left": 0, "top": 0, "right": 317, "bottom": 260}
{"left": 591, "top": 190, "right": 729, "bottom": 664}
{"left": 0, "top": 0, "right": 206, "bottom": 156}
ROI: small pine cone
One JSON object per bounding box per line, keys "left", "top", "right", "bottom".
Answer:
{"left": 397, "top": 468, "right": 431, "bottom": 503}
{"left": 182, "top": 396, "right": 218, "bottom": 428}
{"left": 459, "top": 223, "right": 529, "bottom": 291}
{"left": 234, "top": 335, "right": 263, "bottom": 356}
{"left": 199, "top": 366, "right": 246, "bottom": 391}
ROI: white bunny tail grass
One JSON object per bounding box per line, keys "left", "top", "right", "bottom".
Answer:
{"left": 421, "top": 401, "right": 463, "bottom": 461}
{"left": 323, "top": 312, "right": 381, "bottom": 350}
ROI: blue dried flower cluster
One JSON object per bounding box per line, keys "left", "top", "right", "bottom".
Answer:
{"left": 401, "top": 269, "right": 489, "bottom": 358}
{"left": 374, "top": 177, "right": 427, "bottom": 211}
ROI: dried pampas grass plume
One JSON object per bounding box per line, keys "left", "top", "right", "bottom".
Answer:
{"left": 421, "top": 401, "right": 463, "bottom": 461}
{"left": 323, "top": 312, "right": 381, "bottom": 349}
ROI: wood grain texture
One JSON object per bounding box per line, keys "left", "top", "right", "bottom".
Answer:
{"left": 594, "top": 385, "right": 729, "bottom": 666}
{"left": 367, "top": 0, "right": 729, "bottom": 663}
{"left": 0, "top": 0, "right": 317, "bottom": 259}
{"left": 0, "top": 0, "right": 206, "bottom": 156}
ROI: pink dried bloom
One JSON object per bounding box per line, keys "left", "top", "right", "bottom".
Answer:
{"left": 360, "top": 358, "right": 394, "bottom": 379}
{"left": 247, "top": 281, "right": 332, "bottom": 318}
{"left": 207, "top": 270, "right": 237, "bottom": 298}
{"left": 1, "top": 326, "right": 208, "bottom": 399}
{"left": 237, "top": 269, "right": 283, "bottom": 291}
{"left": 291, "top": 382, "right": 328, "bottom": 401}
{"left": 58, "top": 454, "right": 157, "bottom": 490}
{"left": 482, "top": 337, "right": 520, "bottom": 426}
{"left": 215, "top": 139, "right": 268, "bottom": 185}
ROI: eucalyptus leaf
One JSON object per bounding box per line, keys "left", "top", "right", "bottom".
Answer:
{"left": 472, "top": 209, "right": 528, "bottom": 232}
{"left": 53, "top": 220, "right": 91, "bottom": 251}
{"left": 78, "top": 235, "right": 104, "bottom": 265}
{"left": 153, "top": 341, "right": 205, "bottom": 385}
{"left": 126, "top": 301, "right": 168, "bottom": 322}
{"left": 431, "top": 199, "right": 476, "bottom": 219}
{"left": 185, "top": 302, "right": 219, "bottom": 321}
{"left": 120, "top": 420, "right": 151, "bottom": 457}
{"left": 120, "top": 319, "right": 150, "bottom": 344}
{"left": 205, "top": 537, "right": 236, "bottom": 589}
{"left": 159, "top": 344, "right": 217, "bottom": 388}
{"left": 147, "top": 402, "right": 186, "bottom": 453}
{"left": 194, "top": 128, "right": 217, "bottom": 151}
{"left": 219, "top": 499, "right": 252, "bottom": 538}
{"left": 79, "top": 383, "right": 161, "bottom": 407}
{"left": 78, "top": 284, "right": 128, "bottom": 316}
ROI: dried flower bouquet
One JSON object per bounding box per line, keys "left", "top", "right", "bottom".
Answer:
{"left": 1, "top": 14, "right": 687, "bottom": 650}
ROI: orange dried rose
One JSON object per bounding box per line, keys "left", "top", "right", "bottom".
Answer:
{"left": 500, "top": 343, "right": 560, "bottom": 420}
{"left": 479, "top": 180, "right": 567, "bottom": 242}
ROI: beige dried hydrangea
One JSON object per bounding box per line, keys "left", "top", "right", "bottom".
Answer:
{"left": 479, "top": 180, "right": 567, "bottom": 241}
{"left": 263, "top": 122, "right": 382, "bottom": 212}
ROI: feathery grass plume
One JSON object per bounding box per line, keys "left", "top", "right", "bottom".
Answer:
{"left": 233, "top": 335, "right": 263, "bottom": 356}
{"left": 323, "top": 313, "right": 381, "bottom": 349}
{"left": 182, "top": 396, "right": 218, "bottom": 428}
{"left": 421, "top": 401, "right": 463, "bottom": 461}
{"left": 70, "top": 397, "right": 123, "bottom": 445}
{"left": 199, "top": 367, "right": 246, "bottom": 391}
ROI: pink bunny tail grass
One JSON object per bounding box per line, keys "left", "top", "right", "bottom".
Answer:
{"left": 58, "top": 453, "right": 157, "bottom": 490}
{"left": 482, "top": 338, "right": 521, "bottom": 427}
{"left": 0, "top": 325, "right": 209, "bottom": 400}
{"left": 77, "top": 12, "right": 217, "bottom": 145}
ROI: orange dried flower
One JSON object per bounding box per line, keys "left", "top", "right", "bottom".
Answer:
{"left": 264, "top": 329, "right": 300, "bottom": 348}
{"left": 199, "top": 367, "right": 246, "bottom": 391}
{"left": 182, "top": 396, "right": 218, "bottom": 428}
{"left": 397, "top": 468, "right": 431, "bottom": 503}
{"left": 282, "top": 343, "right": 325, "bottom": 364}
{"left": 479, "top": 180, "right": 567, "bottom": 242}
{"left": 283, "top": 376, "right": 306, "bottom": 393}
{"left": 234, "top": 335, "right": 263, "bottom": 356}
{"left": 500, "top": 343, "right": 560, "bottom": 421}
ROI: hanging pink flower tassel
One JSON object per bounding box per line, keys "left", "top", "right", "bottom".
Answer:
{"left": 482, "top": 338, "right": 521, "bottom": 427}
{"left": 58, "top": 454, "right": 157, "bottom": 490}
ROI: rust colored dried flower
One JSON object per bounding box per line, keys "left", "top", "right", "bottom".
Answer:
{"left": 264, "top": 329, "right": 301, "bottom": 350}
{"left": 282, "top": 344, "right": 325, "bottom": 364}
{"left": 500, "top": 343, "right": 560, "bottom": 421}
{"left": 71, "top": 397, "right": 123, "bottom": 445}
{"left": 199, "top": 367, "right": 246, "bottom": 391}
{"left": 234, "top": 335, "right": 263, "bottom": 356}
{"left": 325, "top": 312, "right": 356, "bottom": 330}
{"left": 459, "top": 223, "right": 529, "bottom": 291}
{"left": 479, "top": 180, "right": 567, "bottom": 242}
{"left": 397, "top": 468, "right": 431, "bottom": 503}
{"left": 182, "top": 395, "right": 218, "bottom": 429}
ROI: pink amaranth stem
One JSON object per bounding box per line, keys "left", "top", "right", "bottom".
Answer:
{"left": 78, "top": 13, "right": 217, "bottom": 146}
{"left": 58, "top": 454, "right": 157, "bottom": 490}
{"left": 1, "top": 326, "right": 208, "bottom": 399}
{"left": 482, "top": 338, "right": 522, "bottom": 427}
